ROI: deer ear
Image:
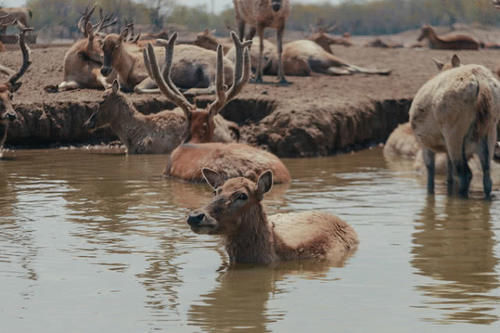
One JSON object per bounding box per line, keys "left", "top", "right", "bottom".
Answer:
{"left": 432, "top": 58, "right": 444, "bottom": 71}
{"left": 120, "top": 28, "right": 129, "bottom": 41}
{"left": 202, "top": 168, "right": 225, "bottom": 189}
{"left": 257, "top": 170, "right": 273, "bottom": 197}
{"left": 112, "top": 80, "right": 119, "bottom": 93}
{"left": 451, "top": 54, "right": 461, "bottom": 68}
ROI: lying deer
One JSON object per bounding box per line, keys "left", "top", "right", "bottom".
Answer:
{"left": 100, "top": 28, "right": 234, "bottom": 94}
{"left": 417, "top": 25, "right": 480, "bottom": 50}
{"left": 308, "top": 24, "right": 352, "bottom": 53}
{"left": 83, "top": 80, "right": 240, "bottom": 154}
{"left": 0, "top": 22, "right": 32, "bottom": 156}
{"left": 187, "top": 169, "right": 358, "bottom": 265}
{"left": 233, "top": 0, "right": 290, "bottom": 84}
{"left": 47, "top": 6, "right": 117, "bottom": 92}
{"left": 283, "top": 40, "right": 391, "bottom": 76}
{"left": 409, "top": 54, "right": 500, "bottom": 198}
{"left": 144, "top": 32, "right": 291, "bottom": 183}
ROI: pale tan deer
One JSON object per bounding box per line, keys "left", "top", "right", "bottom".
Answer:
{"left": 283, "top": 40, "right": 391, "bottom": 76}
{"left": 187, "top": 169, "right": 358, "bottom": 265}
{"left": 46, "top": 6, "right": 118, "bottom": 92}
{"left": 193, "top": 29, "right": 233, "bottom": 54}
{"left": 83, "top": 80, "right": 240, "bottom": 154}
{"left": 409, "top": 54, "right": 500, "bottom": 198}
{"left": 233, "top": 0, "right": 290, "bottom": 84}
{"left": 144, "top": 32, "right": 291, "bottom": 183}
{"left": 417, "top": 25, "right": 480, "bottom": 50}
{"left": 0, "top": 22, "right": 31, "bottom": 156}
{"left": 0, "top": 8, "right": 31, "bottom": 34}
{"left": 100, "top": 28, "right": 234, "bottom": 94}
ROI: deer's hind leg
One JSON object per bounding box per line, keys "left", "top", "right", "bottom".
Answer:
{"left": 445, "top": 132, "right": 472, "bottom": 198}
{"left": 423, "top": 148, "right": 436, "bottom": 195}
{"left": 477, "top": 126, "right": 497, "bottom": 199}
{"left": 276, "top": 24, "right": 289, "bottom": 85}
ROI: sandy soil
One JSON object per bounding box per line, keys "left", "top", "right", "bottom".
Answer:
{"left": 1, "top": 38, "right": 500, "bottom": 156}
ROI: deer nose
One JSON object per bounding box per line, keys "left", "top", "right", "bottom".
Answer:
{"left": 101, "top": 67, "right": 112, "bottom": 77}
{"left": 187, "top": 212, "right": 205, "bottom": 227}
{"left": 272, "top": 3, "right": 281, "bottom": 11}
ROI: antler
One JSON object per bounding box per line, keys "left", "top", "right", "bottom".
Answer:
{"left": 144, "top": 33, "right": 195, "bottom": 118}
{"left": 8, "top": 21, "right": 32, "bottom": 89}
{"left": 0, "top": 14, "right": 16, "bottom": 27}
{"left": 207, "top": 31, "right": 251, "bottom": 116}
{"left": 93, "top": 7, "right": 117, "bottom": 34}
{"left": 78, "top": 4, "right": 96, "bottom": 36}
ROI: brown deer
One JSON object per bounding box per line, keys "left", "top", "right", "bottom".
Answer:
{"left": 100, "top": 28, "right": 234, "bottom": 94}
{"left": 417, "top": 25, "right": 480, "bottom": 50}
{"left": 409, "top": 54, "right": 500, "bottom": 198}
{"left": 193, "top": 29, "right": 233, "bottom": 54}
{"left": 0, "top": 8, "right": 31, "bottom": 34}
{"left": 83, "top": 80, "right": 240, "bottom": 154}
{"left": 0, "top": 22, "right": 31, "bottom": 157}
{"left": 187, "top": 169, "right": 358, "bottom": 265}
{"left": 308, "top": 24, "right": 352, "bottom": 53}
{"left": 144, "top": 32, "right": 291, "bottom": 183}
{"left": 233, "top": 0, "right": 290, "bottom": 84}
{"left": 283, "top": 40, "right": 391, "bottom": 76}
{"left": 227, "top": 36, "right": 278, "bottom": 76}
{"left": 46, "top": 6, "right": 118, "bottom": 92}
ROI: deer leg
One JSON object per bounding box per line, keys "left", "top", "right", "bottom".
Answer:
{"left": 253, "top": 26, "right": 265, "bottom": 83}
{"left": 246, "top": 27, "right": 256, "bottom": 42}
{"left": 134, "top": 78, "right": 160, "bottom": 94}
{"left": 478, "top": 130, "right": 496, "bottom": 199}
{"left": 446, "top": 155, "right": 454, "bottom": 195}
{"left": 238, "top": 20, "right": 246, "bottom": 41}
{"left": 276, "top": 24, "right": 289, "bottom": 85}
{"left": 422, "top": 148, "right": 436, "bottom": 195}
{"left": 447, "top": 137, "right": 472, "bottom": 199}
{"left": 58, "top": 81, "right": 81, "bottom": 91}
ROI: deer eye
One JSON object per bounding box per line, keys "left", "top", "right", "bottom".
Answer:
{"left": 237, "top": 193, "right": 248, "bottom": 201}
{"left": 9, "top": 94, "right": 13, "bottom": 100}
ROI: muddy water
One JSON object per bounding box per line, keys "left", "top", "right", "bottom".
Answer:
{"left": 1, "top": 148, "right": 499, "bottom": 332}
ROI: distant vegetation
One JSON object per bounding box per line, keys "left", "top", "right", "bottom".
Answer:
{"left": 22, "top": 0, "right": 500, "bottom": 39}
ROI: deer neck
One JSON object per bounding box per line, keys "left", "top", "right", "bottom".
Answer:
{"left": 224, "top": 203, "right": 278, "bottom": 264}
{"left": 115, "top": 48, "right": 139, "bottom": 87}
{"left": 107, "top": 98, "right": 144, "bottom": 137}
{"left": 425, "top": 28, "right": 444, "bottom": 47}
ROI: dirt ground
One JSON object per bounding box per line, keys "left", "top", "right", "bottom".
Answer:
{"left": 1, "top": 38, "right": 500, "bottom": 156}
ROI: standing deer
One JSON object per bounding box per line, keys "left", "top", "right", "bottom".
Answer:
{"left": 46, "top": 6, "right": 118, "bottom": 92}
{"left": 233, "top": 0, "right": 290, "bottom": 84}
{"left": 144, "top": 32, "right": 291, "bottom": 183}
{"left": 83, "top": 80, "right": 240, "bottom": 154}
{"left": 0, "top": 22, "right": 31, "bottom": 156}
{"left": 417, "top": 25, "right": 480, "bottom": 50}
{"left": 283, "top": 40, "right": 391, "bottom": 76}
{"left": 187, "top": 169, "right": 358, "bottom": 265}
{"left": 100, "top": 28, "right": 234, "bottom": 94}
{"left": 409, "top": 55, "right": 500, "bottom": 198}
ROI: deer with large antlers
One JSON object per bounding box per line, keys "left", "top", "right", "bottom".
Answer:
{"left": 417, "top": 25, "right": 480, "bottom": 50}
{"left": 100, "top": 27, "right": 234, "bottom": 94}
{"left": 0, "top": 21, "right": 31, "bottom": 156}
{"left": 83, "top": 80, "right": 240, "bottom": 154}
{"left": 233, "top": 0, "right": 290, "bottom": 84}
{"left": 410, "top": 54, "right": 500, "bottom": 199}
{"left": 144, "top": 31, "right": 291, "bottom": 183}
{"left": 46, "top": 6, "right": 118, "bottom": 92}
{"left": 187, "top": 169, "right": 358, "bottom": 265}
{"left": 0, "top": 7, "right": 31, "bottom": 34}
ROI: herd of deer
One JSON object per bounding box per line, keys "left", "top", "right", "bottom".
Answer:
{"left": 1, "top": 0, "right": 500, "bottom": 266}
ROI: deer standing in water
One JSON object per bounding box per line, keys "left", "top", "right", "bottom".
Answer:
{"left": 46, "top": 6, "right": 117, "bottom": 92}
{"left": 233, "top": 0, "right": 290, "bottom": 84}
{"left": 0, "top": 21, "right": 31, "bottom": 156}
{"left": 83, "top": 80, "right": 240, "bottom": 154}
{"left": 144, "top": 32, "right": 291, "bottom": 183}
{"left": 410, "top": 54, "right": 500, "bottom": 199}
{"left": 417, "top": 25, "right": 480, "bottom": 50}
{"left": 187, "top": 169, "right": 358, "bottom": 265}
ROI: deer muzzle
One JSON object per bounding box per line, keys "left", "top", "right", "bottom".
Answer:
{"left": 100, "top": 66, "right": 113, "bottom": 77}
{"left": 271, "top": 0, "right": 281, "bottom": 12}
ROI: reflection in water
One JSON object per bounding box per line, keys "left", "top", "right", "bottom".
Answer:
{"left": 188, "top": 260, "right": 337, "bottom": 333}
{"left": 412, "top": 197, "right": 499, "bottom": 325}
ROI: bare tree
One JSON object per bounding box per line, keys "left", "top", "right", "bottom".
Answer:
{"left": 146, "top": 0, "right": 175, "bottom": 31}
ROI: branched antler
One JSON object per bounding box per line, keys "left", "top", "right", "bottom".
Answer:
{"left": 93, "top": 7, "right": 117, "bottom": 34}
{"left": 8, "top": 20, "right": 33, "bottom": 90}
{"left": 0, "top": 14, "right": 16, "bottom": 27}
{"left": 78, "top": 4, "right": 96, "bottom": 36}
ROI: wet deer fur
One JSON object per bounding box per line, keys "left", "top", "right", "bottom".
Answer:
{"left": 144, "top": 31, "right": 291, "bottom": 183}
{"left": 409, "top": 55, "right": 500, "bottom": 198}
{"left": 187, "top": 169, "right": 358, "bottom": 265}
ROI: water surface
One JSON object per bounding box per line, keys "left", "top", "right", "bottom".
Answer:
{"left": 1, "top": 148, "right": 499, "bottom": 332}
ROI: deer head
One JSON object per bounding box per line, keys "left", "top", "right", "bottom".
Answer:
{"left": 187, "top": 168, "right": 273, "bottom": 235}
{"left": 84, "top": 80, "right": 125, "bottom": 130}
{"left": 144, "top": 31, "right": 251, "bottom": 144}
{"left": 100, "top": 28, "right": 129, "bottom": 77}
{"left": 194, "top": 28, "right": 218, "bottom": 51}
{"left": 0, "top": 21, "right": 32, "bottom": 124}
{"left": 417, "top": 25, "right": 432, "bottom": 41}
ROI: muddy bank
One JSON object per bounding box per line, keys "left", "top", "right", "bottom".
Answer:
{"left": 1, "top": 45, "right": 500, "bottom": 156}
